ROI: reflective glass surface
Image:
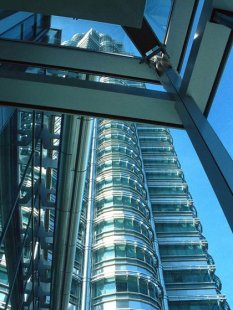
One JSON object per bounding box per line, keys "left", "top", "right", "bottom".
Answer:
{"left": 145, "top": 0, "right": 173, "bottom": 42}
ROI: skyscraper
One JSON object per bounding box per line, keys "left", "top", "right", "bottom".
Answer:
{"left": 0, "top": 23, "right": 231, "bottom": 309}
{"left": 59, "top": 30, "right": 230, "bottom": 310}
{"left": 0, "top": 11, "right": 62, "bottom": 309}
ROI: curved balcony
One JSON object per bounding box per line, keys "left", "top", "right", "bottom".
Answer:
{"left": 97, "top": 159, "right": 143, "bottom": 182}
{"left": 98, "top": 125, "right": 136, "bottom": 140}
{"left": 97, "top": 144, "right": 141, "bottom": 166}
{"left": 98, "top": 133, "right": 139, "bottom": 151}
{"left": 93, "top": 242, "right": 158, "bottom": 276}
{"left": 94, "top": 217, "right": 154, "bottom": 246}
{"left": 92, "top": 273, "right": 162, "bottom": 310}
{"left": 95, "top": 193, "right": 150, "bottom": 220}
{"left": 96, "top": 175, "right": 146, "bottom": 199}
{"left": 98, "top": 122, "right": 136, "bottom": 136}
{"left": 99, "top": 120, "right": 135, "bottom": 131}
{"left": 155, "top": 221, "right": 200, "bottom": 237}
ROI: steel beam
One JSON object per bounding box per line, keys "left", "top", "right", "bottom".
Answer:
{"left": 212, "top": 9, "right": 233, "bottom": 29}
{"left": 0, "top": 39, "right": 159, "bottom": 84}
{"left": 154, "top": 57, "right": 233, "bottom": 231}
{"left": 123, "top": 18, "right": 162, "bottom": 56}
{"left": 0, "top": 0, "right": 146, "bottom": 28}
{"left": 180, "top": 0, "right": 213, "bottom": 94}
{"left": 165, "top": 0, "right": 198, "bottom": 71}
{"left": 0, "top": 70, "right": 181, "bottom": 127}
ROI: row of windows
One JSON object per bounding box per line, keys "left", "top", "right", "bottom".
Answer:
{"left": 93, "top": 244, "right": 157, "bottom": 268}
{"left": 159, "top": 244, "right": 205, "bottom": 256}
{"left": 95, "top": 194, "right": 149, "bottom": 219}
{"left": 97, "top": 159, "right": 142, "bottom": 180}
{"left": 92, "top": 276, "right": 162, "bottom": 301}
{"left": 152, "top": 203, "right": 192, "bottom": 213}
{"left": 139, "top": 135, "right": 171, "bottom": 142}
{"left": 96, "top": 176, "right": 146, "bottom": 198}
{"left": 169, "top": 300, "right": 224, "bottom": 310}
{"left": 98, "top": 127, "right": 136, "bottom": 142}
{"left": 164, "top": 269, "right": 212, "bottom": 284}
{"left": 141, "top": 146, "right": 173, "bottom": 153}
{"left": 146, "top": 171, "right": 183, "bottom": 181}
{"left": 98, "top": 133, "right": 138, "bottom": 148}
{"left": 137, "top": 126, "right": 168, "bottom": 133}
{"left": 94, "top": 218, "right": 153, "bottom": 242}
{"left": 149, "top": 185, "right": 187, "bottom": 196}
{"left": 143, "top": 157, "right": 178, "bottom": 165}
{"left": 97, "top": 145, "right": 140, "bottom": 164}
{"left": 156, "top": 222, "right": 198, "bottom": 233}
{"left": 98, "top": 122, "right": 135, "bottom": 136}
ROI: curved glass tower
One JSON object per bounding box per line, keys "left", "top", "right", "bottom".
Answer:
{"left": 92, "top": 120, "right": 163, "bottom": 310}
{"left": 65, "top": 29, "right": 230, "bottom": 310}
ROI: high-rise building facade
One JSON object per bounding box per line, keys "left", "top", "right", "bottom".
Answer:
{"left": 61, "top": 30, "right": 230, "bottom": 310}
{"left": 0, "top": 11, "right": 62, "bottom": 309}
{"left": 0, "top": 25, "right": 231, "bottom": 309}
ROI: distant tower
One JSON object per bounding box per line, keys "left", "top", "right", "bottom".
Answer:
{"left": 63, "top": 30, "right": 230, "bottom": 310}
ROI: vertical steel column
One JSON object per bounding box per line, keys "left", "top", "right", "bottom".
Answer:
{"left": 80, "top": 119, "right": 96, "bottom": 310}
{"left": 153, "top": 58, "right": 233, "bottom": 231}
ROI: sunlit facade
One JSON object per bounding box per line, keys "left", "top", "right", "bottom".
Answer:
{"left": 0, "top": 7, "right": 232, "bottom": 310}
{"left": 65, "top": 30, "right": 230, "bottom": 310}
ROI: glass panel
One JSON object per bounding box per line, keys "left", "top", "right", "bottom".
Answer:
{"left": 103, "top": 246, "right": 114, "bottom": 261}
{"left": 128, "top": 276, "right": 138, "bottom": 292}
{"left": 104, "top": 277, "right": 116, "bottom": 295}
{"left": 115, "top": 218, "right": 124, "bottom": 229}
{"left": 164, "top": 270, "right": 211, "bottom": 283}
{"left": 116, "top": 276, "right": 127, "bottom": 292}
{"left": 126, "top": 245, "right": 135, "bottom": 258}
{"left": 116, "top": 245, "right": 126, "bottom": 258}
{"left": 94, "top": 280, "right": 104, "bottom": 297}
{"left": 145, "top": 0, "right": 173, "bottom": 42}
{"left": 148, "top": 282, "right": 156, "bottom": 299}
{"left": 136, "top": 247, "right": 144, "bottom": 261}
{"left": 139, "top": 278, "right": 148, "bottom": 295}
{"left": 169, "top": 301, "right": 221, "bottom": 310}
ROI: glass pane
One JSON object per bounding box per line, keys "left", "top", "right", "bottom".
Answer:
{"left": 139, "top": 278, "right": 148, "bottom": 295}
{"left": 116, "top": 245, "right": 126, "bottom": 258}
{"left": 126, "top": 245, "right": 135, "bottom": 258}
{"left": 116, "top": 276, "right": 127, "bottom": 292}
{"left": 145, "top": 0, "right": 173, "bottom": 42}
{"left": 104, "top": 278, "right": 116, "bottom": 294}
{"left": 128, "top": 276, "right": 138, "bottom": 292}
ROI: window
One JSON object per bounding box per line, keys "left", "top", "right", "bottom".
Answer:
{"left": 116, "top": 245, "right": 126, "bottom": 257}
{"left": 139, "top": 278, "right": 148, "bottom": 295}
{"left": 128, "top": 276, "right": 138, "bottom": 292}
{"left": 126, "top": 245, "right": 136, "bottom": 258}
{"left": 116, "top": 276, "right": 127, "bottom": 292}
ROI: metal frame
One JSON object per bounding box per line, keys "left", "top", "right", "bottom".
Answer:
{"left": 0, "top": 39, "right": 159, "bottom": 84}
{"left": 154, "top": 59, "right": 233, "bottom": 231}
{"left": 0, "top": 70, "right": 181, "bottom": 127}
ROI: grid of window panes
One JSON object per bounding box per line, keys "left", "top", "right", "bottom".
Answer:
{"left": 137, "top": 124, "right": 228, "bottom": 309}
{"left": 91, "top": 120, "right": 163, "bottom": 310}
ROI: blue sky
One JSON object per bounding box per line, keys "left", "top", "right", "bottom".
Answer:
{"left": 52, "top": 14, "right": 233, "bottom": 307}
{"left": 171, "top": 49, "right": 233, "bottom": 305}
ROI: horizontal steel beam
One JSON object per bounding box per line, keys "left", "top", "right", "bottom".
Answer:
{"left": 0, "top": 39, "right": 159, "bottom": 83}
{"left": 0, "top": 0, "right": 146, "bottom": 28}
{"left": 0, "top": 70, "right": 182, "bottom": 127}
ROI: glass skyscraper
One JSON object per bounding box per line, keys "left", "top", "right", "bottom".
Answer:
{"left": 0, "top": 19, "right": 231, "bottom": 310}
{"left": 60, "top": 30, "right": 230, "bottom": 310}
